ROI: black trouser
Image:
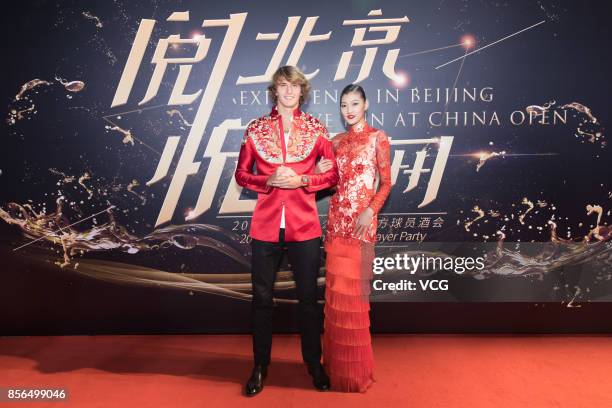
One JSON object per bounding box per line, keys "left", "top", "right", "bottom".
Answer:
{"left": 250, "top": 228, "right": 322, "bottom": 367}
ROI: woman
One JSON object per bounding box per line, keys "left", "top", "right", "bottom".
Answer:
{"left": 315, "top": 84, "right": 391, "bottom": 392}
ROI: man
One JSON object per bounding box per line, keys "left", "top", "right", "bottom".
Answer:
{"left": 235, "top": 66, "right": 338, "bottom": 396}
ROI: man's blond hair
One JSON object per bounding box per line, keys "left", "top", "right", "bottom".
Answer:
{"left": 268, "top": 65, "right": 311, "bottom": 106}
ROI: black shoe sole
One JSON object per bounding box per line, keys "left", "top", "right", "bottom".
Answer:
{"left": 245, "top": 388, "right": 263, "bottom": 397}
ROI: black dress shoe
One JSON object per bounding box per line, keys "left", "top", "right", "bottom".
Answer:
{"left": 244, "top": 365, "right": 267, "bottom": 397}
{"left": 307, "top": 363, "right": 330, "bottom": 391}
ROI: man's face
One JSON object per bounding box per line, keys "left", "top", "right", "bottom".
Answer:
{"left": 275, "top": 78, "right": 301, "bottom": 110}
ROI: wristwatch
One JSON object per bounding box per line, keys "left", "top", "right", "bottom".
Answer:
{"left": 301, "top": 175, "right": 310, "bottom": 187}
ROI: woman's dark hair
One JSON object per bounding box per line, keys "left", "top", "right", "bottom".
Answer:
{"left": 340, "top": 84, "right": 367, "bottom": 101}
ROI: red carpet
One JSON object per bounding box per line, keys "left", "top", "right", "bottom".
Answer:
{"left": 1, "top": 334, "right": 611, "bottom": 407}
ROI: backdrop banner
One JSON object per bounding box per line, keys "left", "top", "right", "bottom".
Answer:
{"left": 1, "top": 0, "right": 610, "bottom": 334}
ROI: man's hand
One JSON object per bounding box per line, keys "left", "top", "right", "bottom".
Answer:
{"left": 315, "top": 158, "right": 333, "bottom": 174}
{"left": 277, "top": 165, "right": 297, "bottom": 178}
{"left": 267, "top": 165, "right": 300, "bottom": 188}
{"left": 266, "top": 166, "right": 283, "bottom": 186}
{"left": 273, "top": 175, "right": 304, "bottom": 189}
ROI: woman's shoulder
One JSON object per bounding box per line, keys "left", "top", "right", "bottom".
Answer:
{"left": 369, "top": 127, "right": 389, "bottom": 143}
{"left": 332, "top": 131, "right": 348, "bottom": 140}
{"left": 367, "top": 126, "right": 385, "bottom": 135}
{"left": 331, "top": 131, "right": 348, "bottom": 146}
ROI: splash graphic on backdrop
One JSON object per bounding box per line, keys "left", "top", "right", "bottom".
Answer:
{"left": 2, "top": 0, "right": 610, "bottom": 304}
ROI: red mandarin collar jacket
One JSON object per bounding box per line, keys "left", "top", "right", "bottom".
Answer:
{"left": 235, "top": 106, "right": 338, "bottom": 242}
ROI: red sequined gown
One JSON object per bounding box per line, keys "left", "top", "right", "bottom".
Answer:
{"left": 322, "top": 123, "right": 391, "bottom": 392}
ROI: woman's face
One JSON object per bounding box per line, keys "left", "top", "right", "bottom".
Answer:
{"left": 340, "top": 91, "right": 368, "bottom": 127}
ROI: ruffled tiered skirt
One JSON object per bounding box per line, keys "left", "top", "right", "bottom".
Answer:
{"left": 322, "top": 236, "right": 375, "bottom": 392}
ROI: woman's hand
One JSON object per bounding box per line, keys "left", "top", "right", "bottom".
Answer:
{"left": 353, "top": 207, "right": 374, "bottom": 240}
{"left": 315, "top": 158, "right": 333, "bottom": 174}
